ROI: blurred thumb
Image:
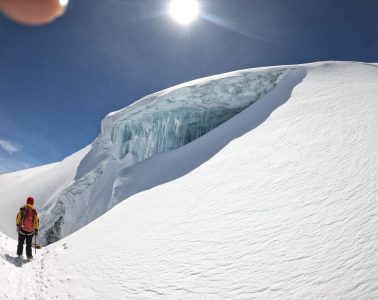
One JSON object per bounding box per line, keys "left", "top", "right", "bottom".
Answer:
{"left": 0, "top": 0, "right": 68, "bottom": 26}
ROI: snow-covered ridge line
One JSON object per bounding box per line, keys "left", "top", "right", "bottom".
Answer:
{"left": 39, "top": 66, "right": 293, "bottom": 244}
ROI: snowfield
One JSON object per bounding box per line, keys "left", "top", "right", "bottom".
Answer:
{"left": 0, "top": 61, "right": 378, "bottom": 299}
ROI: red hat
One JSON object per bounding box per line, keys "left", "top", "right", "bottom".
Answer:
{"left": 26, "top": 197, "right": 34, "bottom": 205}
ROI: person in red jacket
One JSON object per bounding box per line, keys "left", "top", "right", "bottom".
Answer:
{"left": 16, "top": 196, "right": 40, "bottom": 260}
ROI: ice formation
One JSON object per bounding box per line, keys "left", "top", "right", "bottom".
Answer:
{"left": 102, "top": 68, "right": 290, "bottom": 163}
{"left": 39, "top": 67, "right": 291, "bottom": 244}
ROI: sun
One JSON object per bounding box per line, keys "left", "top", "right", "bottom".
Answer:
{"left": 59, "top": 0, "right": 69, "bottom": 6}
{"left": 168, "top": 0, "right": 200, "bottom": 25}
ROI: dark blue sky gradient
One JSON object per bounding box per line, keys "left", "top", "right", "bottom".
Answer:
{"left": 1, "top": 0, "right": 378, "bottom": 172}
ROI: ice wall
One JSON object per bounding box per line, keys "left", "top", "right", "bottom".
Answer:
{"left": 102, "top": 68, "right": 290, "bottom": 163}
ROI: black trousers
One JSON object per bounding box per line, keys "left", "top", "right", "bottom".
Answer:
{"left": 17, "top": 232, "right": 33, "bottom": 258}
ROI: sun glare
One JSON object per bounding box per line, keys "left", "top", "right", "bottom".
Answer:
{"left": 168, "top": 0, "right": 200, "bottom": 25}
{"left": 59, "top": 0, "right": 69, "bottom": 6}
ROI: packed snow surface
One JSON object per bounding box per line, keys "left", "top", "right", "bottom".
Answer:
{"left": 0, "top": 61, "right": 378, "bottom": 299}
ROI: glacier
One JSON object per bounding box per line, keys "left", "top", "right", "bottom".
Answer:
{"left": 102, "top": 68, "right": 290, "bottom": 163}
{"left": 39, "top": 67, "right": 292, "bottom": 244}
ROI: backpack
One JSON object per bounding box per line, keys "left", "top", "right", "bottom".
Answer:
{"left": 21, "top": 207, "right": 36, "bottom": 233}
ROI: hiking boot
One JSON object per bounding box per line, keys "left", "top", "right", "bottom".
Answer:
{"left": 27, "top": 256, "right": 33, "bottom": 261}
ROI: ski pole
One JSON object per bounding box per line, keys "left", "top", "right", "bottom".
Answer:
{"left": 34, "top": 234, "right": 37, "bottom": 255}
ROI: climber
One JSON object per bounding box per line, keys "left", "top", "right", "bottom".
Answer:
{"left": 16, "top": 196, "right": 39, "bottom": 260}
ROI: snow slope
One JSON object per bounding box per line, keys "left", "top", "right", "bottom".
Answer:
{"left": 1, "top": 61, "right": 378, "bottom": 299}
{"left": 0, "top": 65, "right": 292, "bottom": 244}
{"left": 0, "top": 146, "right": 91, "bottom": 239}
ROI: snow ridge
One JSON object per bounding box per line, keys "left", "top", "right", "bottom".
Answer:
{"left": 40, "top": 66, "right": 291, "bottom": 244}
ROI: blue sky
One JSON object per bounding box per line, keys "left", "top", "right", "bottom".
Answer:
{"left": 1, "top": 0, "right": 378, "bottom": 173}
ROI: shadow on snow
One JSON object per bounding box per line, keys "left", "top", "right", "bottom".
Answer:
{"left": 3, "top": 254, "right": 30, "bottom": 267}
